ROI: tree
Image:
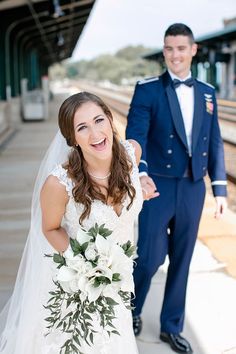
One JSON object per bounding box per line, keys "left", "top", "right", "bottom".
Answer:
{"left": 60, "top": 45, "right": 161, "bottom": 85}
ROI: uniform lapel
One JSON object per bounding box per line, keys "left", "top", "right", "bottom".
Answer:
{"left": 191, "top": 81, "right": 204, "bottom": 153}
{"left": 163, "top": 72, "right": 188, "bottom": 150}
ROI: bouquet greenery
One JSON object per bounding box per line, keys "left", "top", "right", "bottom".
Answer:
{"left": 44, "top": 223, "right": 136, "bottom": 354}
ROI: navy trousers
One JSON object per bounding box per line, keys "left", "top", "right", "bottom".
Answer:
{"left": 132, "top": 175, "right": 206, "bottom": 334}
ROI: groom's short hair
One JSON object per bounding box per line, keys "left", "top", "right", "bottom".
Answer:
{"left": 164, "top": 23, "right": 195, "bottom": 44}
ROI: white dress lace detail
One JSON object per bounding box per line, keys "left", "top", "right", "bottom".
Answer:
{"left": 42, "top": 140, "right": 143, "bottom": 354}
{"left": 50, "top": 164, "right": 74, "bottom": 197}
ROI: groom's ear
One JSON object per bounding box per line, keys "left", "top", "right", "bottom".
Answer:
{"left": 191, "top": 43, "right": 198, "bottom": 57}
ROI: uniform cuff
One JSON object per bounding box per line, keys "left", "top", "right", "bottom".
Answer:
{"left": 139, "top": 159, "right": 148, "bottom": 174}
{"left": 139, "top": 172, "right": 148, "bottom": 177}
{"left": 212, "top": 184, "right": 227, "bottom": 197}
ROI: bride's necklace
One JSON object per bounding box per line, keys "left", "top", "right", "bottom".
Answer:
{"left": 88, "top": 171, "right": 111, "bottom": 180}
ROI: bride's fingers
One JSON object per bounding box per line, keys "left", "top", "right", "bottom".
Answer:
{"left": 149, "top": 191, "right": 160, "bottom": 199}
{"left": 142, "top": 188, "right": 148, "bottom": 199}
{"left": 142, "top": 188, "right": 160, "bottom": 200}
{"left": 146, "top": 179, "right": 156, "bottom": 190}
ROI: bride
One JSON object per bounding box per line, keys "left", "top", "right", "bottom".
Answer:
{"left": 0, "top": 91, "right": 152, "bottom": 353}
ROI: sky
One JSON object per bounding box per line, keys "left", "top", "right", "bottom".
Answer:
{"left": 72, "top": 0, "right": 236, "bottom": 61}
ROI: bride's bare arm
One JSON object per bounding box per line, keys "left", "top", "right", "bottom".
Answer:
{"left": 40, "top": 175, "right": 70, "bottom": 253}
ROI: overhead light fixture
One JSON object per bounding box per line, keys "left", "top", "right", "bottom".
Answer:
{"left": 57, "top": 32, "right": 65, "bottom": 46}
{"left": 53, "top": 0, "right": 64, "bottom": 18}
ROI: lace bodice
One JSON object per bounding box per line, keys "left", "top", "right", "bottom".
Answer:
{"left": 50, "top": 140, "right": 143, "bottom": 245}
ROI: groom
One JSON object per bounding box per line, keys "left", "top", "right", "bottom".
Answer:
{"left": 126, "top": 23, "right": 227, "bottom": 353}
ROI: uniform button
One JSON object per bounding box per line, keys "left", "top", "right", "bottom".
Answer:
{"left": 169, "top": 134, "right": 174, "bottom": 138}
{"left": 166, "top": 164, "right": 171, "bottom": 168}
{"left": 202, "top": 152, "right": 207, "bottom": 156}
{"left": 203, "top": 136, "right": 207, "bottom": 141}
{"left": 203, "top": 166, "right": 206, "bottom": 170}
{"left": 167, "top": 149, "right": 172, "bottom": 154}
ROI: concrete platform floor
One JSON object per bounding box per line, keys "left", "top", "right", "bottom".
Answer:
{"left": 0, "top": 85, "right": 236, "bottom": 354}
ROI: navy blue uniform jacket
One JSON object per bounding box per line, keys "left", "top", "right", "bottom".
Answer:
{"left": 126, "top": 71, "right": 227, "bottom": 196}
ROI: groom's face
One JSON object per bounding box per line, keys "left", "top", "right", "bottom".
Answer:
{"left": 163, "top": 35, "right": 197, "bottom": 79}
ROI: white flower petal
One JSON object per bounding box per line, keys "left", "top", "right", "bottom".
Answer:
{"left": 87, "top": 282, "right": 104, "bottom": 302}
{"left": 102, "top": 284, "right": 120, "bottom": 302}
{"left": 57, "top": 266, "right": 77, "bottom": 282}
{"left": 59, "top": 281, "right": 74, "bottom": 293}
{"left": 95, "top": 235, "right": 110, "bottom": 255}
{"left": 76, "top": 228, "right": 92, "bottom": 244}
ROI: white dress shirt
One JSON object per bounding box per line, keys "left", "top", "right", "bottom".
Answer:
{"left": 168, "top": 70, "right": 194, "bottom": 156}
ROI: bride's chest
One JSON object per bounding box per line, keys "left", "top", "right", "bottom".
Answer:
{"left": 62, "top": 192, "right": 142, "bottom": 239}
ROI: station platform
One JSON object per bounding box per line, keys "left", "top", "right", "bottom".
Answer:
{"left": 0, "top": 85, "right": 236, "bottom": 354}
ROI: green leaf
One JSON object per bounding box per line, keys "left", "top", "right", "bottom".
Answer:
{"left": 73, "top": 335, "right": 81, "bottom": 346}
{"left": 61, "top": 339, "right": 71, "bottom": 348}
{"left": 125, "top": 245, "right": 136, "bottom": 257}
{"left": 105, "top": 297, "right": 119, "bottom": 306}
{"left": 97, "top": 224, "right": 112, "bottom": 238}
{"left": 70, "top": 343, "right": 78, "bottom": 352}
{"left": 81, "top": 241, "right": 89, "bottom": 253}
{"left": 112, "top": 273, "right": 121, "bottom": 282}
{"left": 95, "top": 276, "right": 111, "bottom": 285}
{"left": 70, "top": 238, "right": 82, "bottom": 254}
{"left": 53, "top": 253, "right": 65, "bottom": 265}
{"left": 44, "top": 253, "right": 53, "bottom": 258}
{"left": 83, "top": 313, "right": 92, "bottom": 321}
{"left": 45, "top": 316, "right": 54, "bottom": 322}
{"left": 65, "top": 346, "right": 70, "bottom": 354}
{"left": 89, "top": 332, "right": 94, "bottom": 344}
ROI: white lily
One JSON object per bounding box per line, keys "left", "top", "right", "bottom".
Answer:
{"left": 85, "top": 243, "right": 97, "bottom": 261}
{"left": 86, "top": 280, "right": 105, "bottom": 302}
{"left": 76, "top": 227, "right": 93, "bottom": 244}
{"left": 95, "top": 235, "right": 134, "bottom": 293}
{"left": 57, "top": 266, "right": 78, "bottom": 293}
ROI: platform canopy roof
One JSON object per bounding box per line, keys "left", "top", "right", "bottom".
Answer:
{"left": 0, "top": 0, "right": 96, "bottom": 65}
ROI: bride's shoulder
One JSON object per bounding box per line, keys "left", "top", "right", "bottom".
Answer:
{"left": 43, "top": 167, "right": 67, "bottom": 191}
{"left": 40, "top": 173, "right": 69, "bottom": 206}
{"left": 42, "top": 163, "right": 73, "bottom": 197}
{"left": 50, "top": 163, "right": 67, "bottom": 175}
{"left": 122, "top": 139, "right": 142, "bottom": 165}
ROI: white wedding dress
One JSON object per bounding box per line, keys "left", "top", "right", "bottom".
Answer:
{"left": 0, "top": 140, "right": 142, "bottom": 354}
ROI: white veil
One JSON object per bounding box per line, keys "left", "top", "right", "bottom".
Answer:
{"left": 0, "top": 130, "right": 71, "bottom": 353}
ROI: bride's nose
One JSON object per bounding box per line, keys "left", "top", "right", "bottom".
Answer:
{"left": 89, "top": 125, "right": 101, "bottom": 139}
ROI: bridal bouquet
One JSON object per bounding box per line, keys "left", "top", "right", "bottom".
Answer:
{"left": 44, "top": 223, "right": 136, "bottom": 354}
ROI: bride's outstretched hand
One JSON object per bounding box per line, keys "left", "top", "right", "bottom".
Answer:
{"left": 140, "top": 175, "right": 160, "bottom": 201}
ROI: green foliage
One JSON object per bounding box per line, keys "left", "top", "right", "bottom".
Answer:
{"left": 51, "top": 45, "right": 160, "bottom": 84}
{"left": 115, "top": 45, "right": 153, "bottom": 60}
{"left": 45, "top": 285, "right": 121, "bottom": 354}
{"left": 121, "top": 240, "right": 136, "bottom": 258}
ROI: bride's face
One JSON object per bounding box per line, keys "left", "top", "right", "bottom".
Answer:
{"left": 73, "top": 102, "right": 114, "bottom": 162}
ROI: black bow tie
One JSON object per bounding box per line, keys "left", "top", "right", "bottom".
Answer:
{"left": 172, "top": 78, "right": 194, "bottom": 89}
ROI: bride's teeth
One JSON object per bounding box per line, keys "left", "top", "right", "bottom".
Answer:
{"left": 92, "top": 138, "right": 105, "bottom": 145}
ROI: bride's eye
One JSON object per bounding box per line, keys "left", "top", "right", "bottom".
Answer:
{"left": 95, "top": 118, "right": 104, "bottom": 124}
{"left": 78, "top": 125, "right": 86, "bottom": 132}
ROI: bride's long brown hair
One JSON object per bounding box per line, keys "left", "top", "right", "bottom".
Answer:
{"left": 58, "top": 92, "right": 136, "bottom": 224}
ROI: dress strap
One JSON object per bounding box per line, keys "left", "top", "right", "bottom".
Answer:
{"left": 121, "top": 140, "right": 138, "bottom": 172}
{"left": 50, "top": 164, "right": 74, "bottom": 197}
{"left": 121, "top": 139, "right": 135, "bottom": 162}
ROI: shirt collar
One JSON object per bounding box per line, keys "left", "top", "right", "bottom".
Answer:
{"left": 168, "top": 69, "right": 192, "bottom": 81}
